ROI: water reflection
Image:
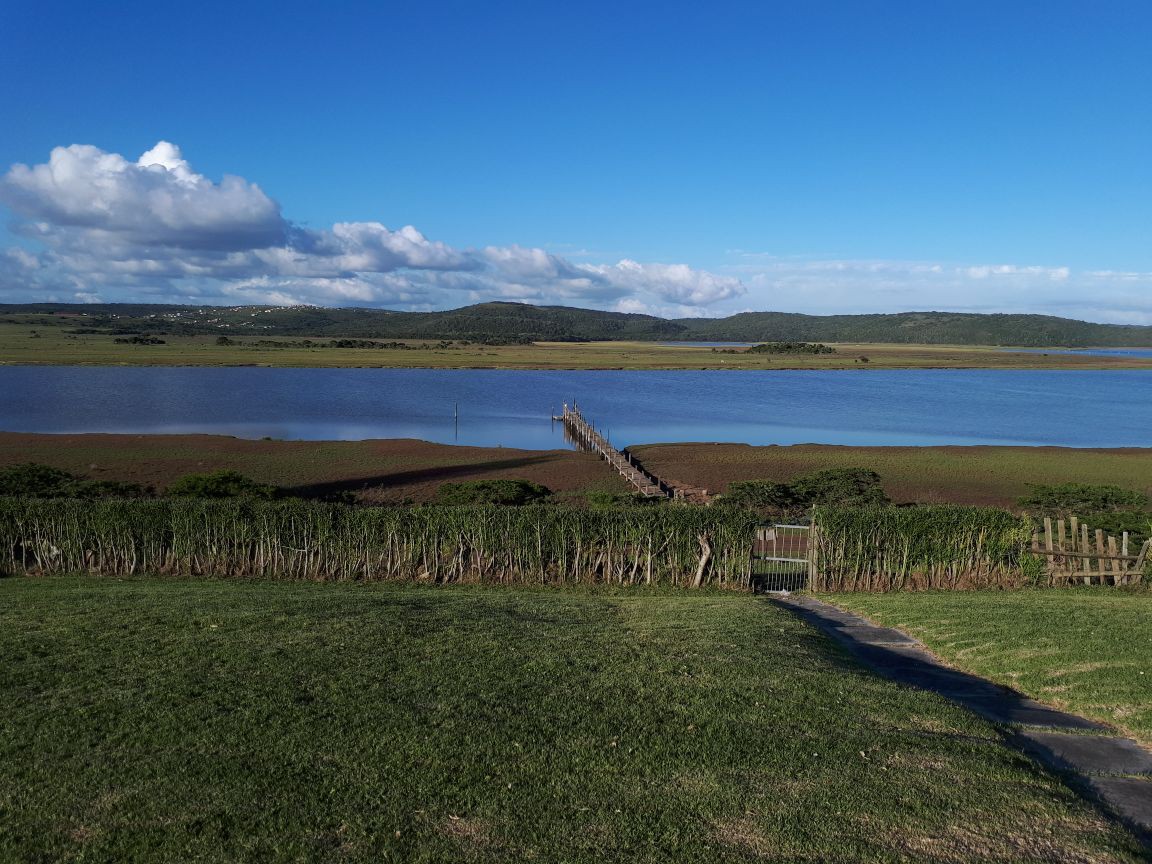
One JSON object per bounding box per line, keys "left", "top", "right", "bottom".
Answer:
{"left": 1, "top": 367, "right": 1150, "bottom": 449}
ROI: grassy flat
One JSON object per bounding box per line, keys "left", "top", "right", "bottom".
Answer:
{"left": 4, "top": 321, "right": 1152, "bottom": 369}
{"left": 0, "top": 433, "right": 630, "bottom": 503}
{"left": 825, "top": 589, "right": 1152, "bottom": 744}
{"left": 632, "top": 442, "right": 1152, "bottom": 507}
{"left": 5, "top": 433, "right": 1151, "bottom": 508}
{"left": 1, "top": 578, "right": 1145, "bottom": 862}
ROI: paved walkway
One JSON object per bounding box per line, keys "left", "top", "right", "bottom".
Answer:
{"left": 774, "top": 594, "right": 1152, "bottom": 845}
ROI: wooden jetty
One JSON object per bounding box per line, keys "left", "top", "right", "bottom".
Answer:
{"left": 555, "top": 404, "right": 709, "bottom": 501}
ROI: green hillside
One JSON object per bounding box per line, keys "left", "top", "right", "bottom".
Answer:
{"left": 3, "top": 301, "right": 1150, "bottom": 346}
{"left": 685, "top": 310, "right": 1152, "bottom": 346}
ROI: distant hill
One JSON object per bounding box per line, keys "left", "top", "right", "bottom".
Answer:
{"left": 683, "top": 311, "right": 1152, "bottom": 347}
{"left": 3, "top": 301, "right": 1151, "bottom": 347}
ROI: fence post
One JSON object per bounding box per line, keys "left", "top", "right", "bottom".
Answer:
{"left": 807, "top": 512, "right": 819, "bottom": 590}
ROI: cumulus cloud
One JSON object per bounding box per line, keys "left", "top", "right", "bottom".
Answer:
{"left": 1, "top": 142, "right": 287, "bottom": 251}
{"left": 6, "top": 141, "right": 1143, "bottom": 323}
{"left": 0, "top": 141, "right": 743, "bottom": 314}
{"left": 582, "top": 260, "right": 744, "bottom": 306}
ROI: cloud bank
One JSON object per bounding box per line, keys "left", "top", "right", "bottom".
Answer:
{"left": 0, "top": 142, "right": 744, "bottom": 314}
{"left": 723, "top": 255, "right": 1152, "bottom": 325}
{"left": 2, "top": 142, "right": 1148, "bottom": 323}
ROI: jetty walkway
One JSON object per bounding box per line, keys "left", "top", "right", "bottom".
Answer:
{"left": 555, "top": 404, "right": 709, "bottom": 502}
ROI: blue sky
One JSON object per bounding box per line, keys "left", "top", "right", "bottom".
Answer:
{"left": 1, "top": 0, "right": 1149, "bottom": 321}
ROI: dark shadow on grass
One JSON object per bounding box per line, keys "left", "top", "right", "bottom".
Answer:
{"left": 774, "top": 598, "right": 1065, "bottom": 710}
{"left": 283, "top": 455, "right": 562, "bottom": 498}
{"left": 771, "top": 597, "right": 1152, "bottom": 848}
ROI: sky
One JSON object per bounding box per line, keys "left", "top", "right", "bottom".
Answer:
{"left": 0, "top": 0, "right": 1149, "bottom": 322}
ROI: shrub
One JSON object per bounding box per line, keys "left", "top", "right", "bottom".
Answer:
{"left": 70, "top": 479, "right": 153, "bottom": 499}
{"left": 113, "top": 335, "right": 165, "bottom": 345}
{"left": 720, "top": 481, "right": 801, "bottom": 517}
{"left": 434, "top": 479, "right": 552, "bottom": 506}
{"left": 747, "top": 341, "right": 836, "bottom": 355}
{"left": 1018, "top": 483, "right": 1148, "bottom": 515}
{"left": 0, "top": 463, "right": 77, "bottom": 497}
{"left": 791, "top": 468, "right": 889, "bottom": 508}
{"left": 166, "top": 470, "right": 279, "bottom": 499}
{"left": 0, "top": 464, "right": 150, "bottom": 499}
{"left": 722, "top": 468, "right": 888, "bottom": 517}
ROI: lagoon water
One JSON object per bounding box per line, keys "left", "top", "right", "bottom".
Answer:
{"left": 1011, "top": 348, "right": 1152, "bottom": 359}
{"left": 1, "top": 367, "right": 1149, "bottom": 450}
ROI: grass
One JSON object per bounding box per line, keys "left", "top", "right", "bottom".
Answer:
{"left": 0, "top": 434, "right": 629, "bottom": 503}
{"left": 6, "top": 321, "right": 1152, "bottom": 369}
{"left": 5, "top": 433, "right": 1151, "bottom": 510}
{"left": 633, "top": 442, "right": 1152, "bottom": 508}
{"left": 825, "top": 588, "right": 1152, "bottom": 744}
{"left": 1, "top": 578, "right": 1146, "bottom": 862}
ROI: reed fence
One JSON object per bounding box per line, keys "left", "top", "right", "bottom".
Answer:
{"left": 0, "top": 498, "right": 759, "bottom": 588}
{"left": 809, "top": 505, "right": 1042, "bottom": 591}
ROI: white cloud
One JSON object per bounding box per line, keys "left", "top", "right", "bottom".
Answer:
{"left": 4, "top": 142, "right": 1147, "bottom": 323}
{"left": 0, "top": 141, "right": 742, "bottom": 315}
{"left": 1, "top": 142, "right": 286, "bottom": 251}
{"left": 583, "top": 260, "right": 744, "bottom": 305}
{"left": 725, "top": 257, "right": 1152, "bottom": 324}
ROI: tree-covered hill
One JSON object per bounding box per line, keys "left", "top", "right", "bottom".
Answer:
{"left": 3, "top": 301, "right": 1151, "bottom": 346}
{"left": 684, "top": 310, "right": 1152, "bottom": 346}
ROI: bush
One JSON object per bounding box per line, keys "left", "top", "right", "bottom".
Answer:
{"left": 721, "top": 481, "right": 800, "bottom": 516}
{"left": 0, "top": 463, "right": 150, "bottom": 499}
{"left": 721, "top": 468, "right": 888, "bottom": 517}
{"left": 113, "top": 335, "right": 165, "bottom": 345}
{"left": 0, "top": 463, "right": 77, "bottom": 497}
{"left": 791, "top": 468, "right": 888, "bottom": 508}
{"left": 70, "top": 479, "right": 153, "bottom": 499}
{"left": 166, "top": 470, "right": 279, "bottom": 499}
{"left": 434, "top": 479, "right": 551, "bottom": 506}
{"left": 1018, "top": 483, "right": 1148, "bottom": 515}
{"left": 747, "top": 341, "right": 836, "bottom": 355}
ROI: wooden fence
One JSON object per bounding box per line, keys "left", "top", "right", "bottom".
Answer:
{"left": 1030, "top": 516, "right": 1150, "bottom": 585}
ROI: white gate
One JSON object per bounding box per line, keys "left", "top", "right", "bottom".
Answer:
{"left": 752, "top": 524, "right": 811, "bottom": 592}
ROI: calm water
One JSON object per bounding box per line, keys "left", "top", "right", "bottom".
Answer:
{"left": 659, "top": 341, "right": 758, "bottom": 348}
{"left": 1011, "top": 348, "right": 1152, "bottom": 358}
{"left": 1, "top": 367, "right": 1149, "bottom": 449}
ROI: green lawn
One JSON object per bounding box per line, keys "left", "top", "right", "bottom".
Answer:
{"left": 1, "top": 579, "right": 1145, "bottom": 863}
{"left": 826, "top": 589, "right": 1152, "bottom": 745}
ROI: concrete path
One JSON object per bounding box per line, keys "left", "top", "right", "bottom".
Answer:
{"left": 774, "top": 594, "right": 1152, "bottom": 844}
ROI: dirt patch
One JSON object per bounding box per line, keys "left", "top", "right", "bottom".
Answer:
{"left": 441, "top": 816, "right": 494, "bottom": 850}
{"left": 713, "top": 815, "right": 786, "bottom": 859}
{"left": 0, "top": 433, "right": 629, "bottom": 503}
{"left": 894, "top": 819, "right": 1129, "bottom": 864}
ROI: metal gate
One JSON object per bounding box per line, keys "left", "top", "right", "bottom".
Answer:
{"left": 752, "top": 524, "right": 811, "bottom": 592}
